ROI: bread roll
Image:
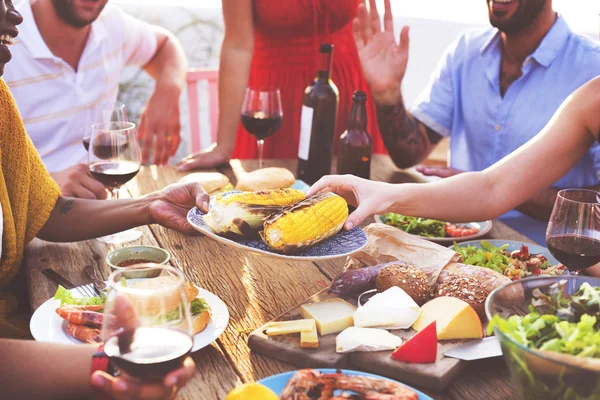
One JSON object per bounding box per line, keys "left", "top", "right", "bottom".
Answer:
{"left": 236, "top": 168, "right": 295, "bottom": 191}
{"left": 179, "top": 172, "right": 230, "bottom": 194}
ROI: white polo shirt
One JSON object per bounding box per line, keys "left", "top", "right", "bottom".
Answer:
{"left": 4, "top": 1, "right": 157, "bottom": 172}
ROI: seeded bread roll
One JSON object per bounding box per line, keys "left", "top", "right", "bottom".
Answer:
{"left": 375, "top": 263, "right": 431, "bottom": 305}
{"left": 434, "top": 274, "right": 487, "bottom": 317}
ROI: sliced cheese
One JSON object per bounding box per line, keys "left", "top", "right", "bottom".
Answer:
{"left": 265, "top": 319, "right": 315, "bottom": 336}
{"left": 300, "top": 321, "right": 319, "bottom": 349}
{"left": 300, "top": 299, "right": 356, "bottom": 336}
{"left": 336, "top": 327, "right": 403, "bottom": 353}
{"left": 412, "top": 296, "right": 483, "bottom": 340}
{"left": 354, "top": 286, "right": 420, "bottom": 329}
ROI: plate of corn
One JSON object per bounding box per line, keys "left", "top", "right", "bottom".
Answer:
{"left": 187, "top": 188, "right": 368, "bottom": 260}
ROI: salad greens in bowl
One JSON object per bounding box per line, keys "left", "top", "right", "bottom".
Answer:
{"left": 486, "top": 276, "right": 600, "bottom": 400}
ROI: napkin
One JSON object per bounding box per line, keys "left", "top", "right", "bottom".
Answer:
{"left": 344, "top": 223, "right": 461, "bottom": 285}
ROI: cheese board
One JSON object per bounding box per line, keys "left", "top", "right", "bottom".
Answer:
{"left": 248, "top": 288, "right": 471, "bottom": 391}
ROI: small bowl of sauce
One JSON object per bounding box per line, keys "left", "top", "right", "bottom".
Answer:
{"left": 106, "top": 246, "right": 171, "bottom": 278}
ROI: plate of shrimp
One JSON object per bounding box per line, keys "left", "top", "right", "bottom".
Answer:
{"left": 376, "top": 213, "right": 492, "bottom": 243}
{"left": 29, "top": 283, "right": 229, "bottom": 353}
{"left": 259, "top": 368, "right": 433, "bottom": 399}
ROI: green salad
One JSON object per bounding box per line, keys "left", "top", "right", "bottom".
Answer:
{"left": 454, "top": 240, "right": 512, "bottom": 273}
{"left": 53, "top": 285, "right": 106, "bottom": 306}
{"left": 489, "top": 280, "right": 600, "bottom": 399}
{"left": 381, "top": 213, "right": 446, "bottom": 238}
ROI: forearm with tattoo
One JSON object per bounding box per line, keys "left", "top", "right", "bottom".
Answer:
{"left": 376, "top": 99, "right": 443, "bottom": 169}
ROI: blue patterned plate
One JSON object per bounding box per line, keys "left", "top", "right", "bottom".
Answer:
{"left": 258, "top": 369, "right": 433, "bottom": 399}
{"left": 186, "top": 204, "right": 368, "bottom": 261}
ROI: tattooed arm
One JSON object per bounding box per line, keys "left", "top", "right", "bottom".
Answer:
{"left": 377, "top": 98, "right": 444, "bottom": 169}
{"left": 36, "top": 197, "right": 151, "bottom": 242}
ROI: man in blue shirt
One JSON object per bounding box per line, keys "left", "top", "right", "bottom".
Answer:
{"left": 356, "top": 0, "right": 600, "bottom": 244}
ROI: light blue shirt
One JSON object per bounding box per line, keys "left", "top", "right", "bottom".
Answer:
{"left": 412, "top": 16, "right": 600, "bottom": 245}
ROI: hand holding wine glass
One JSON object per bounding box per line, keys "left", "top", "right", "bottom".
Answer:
{"left": 240, "top": 88, "right": 283, "bottom": 169}
{"left": 546, "top": 189, "right": 600, "bottom": 274}
{"left": 92, "top": 264, "right": 196, "bottom": 399}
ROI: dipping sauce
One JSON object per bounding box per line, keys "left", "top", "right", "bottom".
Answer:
{"left": 116, "top": 259, "right": 154, "bottom": 267}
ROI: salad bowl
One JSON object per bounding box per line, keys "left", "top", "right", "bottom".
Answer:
{"left": 486, "top": 276, "right": 600, "bottom": 400}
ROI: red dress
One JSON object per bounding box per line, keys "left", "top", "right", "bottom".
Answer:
{"left": 231, "top": 0, "right": 387, "bottom": 160}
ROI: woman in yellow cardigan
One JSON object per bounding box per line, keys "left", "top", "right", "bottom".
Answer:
{"left": 0, "top": 1, "right": 200, "bottom": 398}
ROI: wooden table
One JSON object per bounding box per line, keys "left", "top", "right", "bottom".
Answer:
{"left": 23, "top": 155, "right": 523, "bottom": 400}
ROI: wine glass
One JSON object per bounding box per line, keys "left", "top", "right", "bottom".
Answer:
{"left": 240, "top": 88, "right": 283, "bottom": 169}
{"left": 102, "top": 265, "right": 194, "bottom": 379}
{"left": 83, "top": 102, "right": 128, "bottom": 151}
{"left": 89, "top": 121, "right": 142, "bottom": 244}
{"left": 546, "top": 189, "right": 600, "bottom": 274}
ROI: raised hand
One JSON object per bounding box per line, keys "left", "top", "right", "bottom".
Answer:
{"left": 353, "top": 0, "right": 409, "bottom": 105}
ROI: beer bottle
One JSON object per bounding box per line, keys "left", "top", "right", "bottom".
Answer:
{"left": 297, "top": 44, "right": 339, "bottom": 185}
{"left": 337, "top": 90, "right": 372, "bottom": 179}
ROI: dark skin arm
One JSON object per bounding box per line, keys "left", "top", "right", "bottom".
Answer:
{"left": 376, "top": 99, "right": 444, "bottom": 169}
{"left": 516, "top": 184, "right": 600, "bottom": 220}
{"left": 37, "top": 182, "right": 210, "bottom": 242}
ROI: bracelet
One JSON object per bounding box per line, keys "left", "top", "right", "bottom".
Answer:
{"left": 91, "top": 344, "right": 116, "bottom": 400}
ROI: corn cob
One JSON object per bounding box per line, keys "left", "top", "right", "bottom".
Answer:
{"left": 260, "top": 193, "right": 348, "bottom": 252}
{"left": 204, "top": 188, "right": 305, "bottom": 238}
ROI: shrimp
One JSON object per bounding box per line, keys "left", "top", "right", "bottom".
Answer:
{"left": 56, "top": 305, "right": 104, "bottom": 328}
{"left": 67, "top": 323, "right": 102, "bottom": 344}
{"left": 322, "top": 373, "right": 418, "bottom": 400}
{"left": 444, "top": 223, "right": 479, "bottom": 237}
{"left": 280, "top": 369, "right": 334, "bottom": 400}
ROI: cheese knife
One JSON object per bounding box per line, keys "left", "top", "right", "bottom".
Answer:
{"left": 444, "top": 336, "right": 502, "bottom": 361}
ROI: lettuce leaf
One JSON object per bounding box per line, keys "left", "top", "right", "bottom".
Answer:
{"left": 53, "top": 285, "right": 105, "bottom": 306}
{"left": 190, "top": 298, "right": 209, "bottom": 315}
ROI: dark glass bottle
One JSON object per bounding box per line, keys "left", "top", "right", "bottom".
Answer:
{"left": 297, "top": 44, "right": 339, "bottom": 185}
{"left": 337, "top": 91, "right": 372, "bottom": 179}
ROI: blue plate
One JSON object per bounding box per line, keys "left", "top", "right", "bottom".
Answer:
{"left": 186, "top": 204, "right": 368, "bottom": 261}
{"left": 291, "top": 179, "right": 310, "bottom": 193}
{"left": 258, "top": 368, "right": 433, "bottom": 399}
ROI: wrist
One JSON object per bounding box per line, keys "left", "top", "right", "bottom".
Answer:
{"left": 153, "top": 80, "right": 183, "bottom": 99}
{"left": 372, "top": 87, "right": 402, "bottom": 107}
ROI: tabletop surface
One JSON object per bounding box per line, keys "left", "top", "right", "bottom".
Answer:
{"left": 23, "top": 155, "right": 527, "bottom": 400}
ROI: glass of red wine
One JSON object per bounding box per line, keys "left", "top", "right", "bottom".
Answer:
{"left": 240, "top": 88, "right": 283, "bottom": 169}
{"left": 102, "top": 265, "right": 193, "bottom": 380}
{"left": 546, "top": 189, "right": 600, "bottom": 274}
{"left": 83, "top": 103, "right": 128, "bottom": 151}
{"left": 89, "top": 121, "right": 142, "bottom": 244}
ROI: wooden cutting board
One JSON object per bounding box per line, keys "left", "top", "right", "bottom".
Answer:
{"left": 248, "top": 288, "right": 468, "bottom": 391}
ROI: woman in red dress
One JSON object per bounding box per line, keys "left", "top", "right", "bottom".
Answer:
{"left": 177, "top": 0, "right": 387, "bottom": 170}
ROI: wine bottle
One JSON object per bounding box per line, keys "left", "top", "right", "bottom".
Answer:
{"left": 337, "top": 90, "right": 372, "bottom": 179}
{"left": 297, "top": 44, "right": 339, "bottom": 185}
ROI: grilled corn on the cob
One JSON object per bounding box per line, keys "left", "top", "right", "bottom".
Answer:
{"left": 204, "top": 188, "right": 305, "bottom": 238}
{"left": 260, "top": 193, "right": 348, "bottom": 252}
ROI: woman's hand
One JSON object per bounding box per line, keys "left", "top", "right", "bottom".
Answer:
{"left": 307, "top": 175, "right": 397, "bottom": 229}
{"left": 176, "top": 143, "right": 232, "bottom": 172}
{"left": 147, "top": 182, "right": 210, "bottom": 234}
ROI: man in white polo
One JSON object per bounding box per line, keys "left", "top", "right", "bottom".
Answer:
{"left": 4, "top": 0, "right": 187, "bottom": 199}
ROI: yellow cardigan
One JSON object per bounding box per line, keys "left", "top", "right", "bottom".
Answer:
{"left": 0, "top": 78, "right": 60, "bottom": 336}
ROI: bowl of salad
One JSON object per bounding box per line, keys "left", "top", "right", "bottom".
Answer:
{"left": 453, "top": 240, "right": 567, "bottom": 280}
{"left": 486, "top": 276, "right": 600, "bottom": 400}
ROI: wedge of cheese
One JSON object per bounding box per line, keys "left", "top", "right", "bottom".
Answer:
{"left": 336, "top": 327, "right": 403, "bottom": 353}
{"left": 412, "top": 296, "right": 483, "bottom": 340}
{"left": 265, "top": 319, "right": 315, "bottom": 336}
{"left": 300, "top": 299, "right": 356, "bottom": 335}
{"left": 353, "top": 286, "right": 420, "bottom": 329}
{"left": 300, "top": 321, "right": 319, "bottom": 349}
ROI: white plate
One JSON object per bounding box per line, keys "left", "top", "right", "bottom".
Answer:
{"left": 375, "top": 214, "right": 493, "bottom": 244}
{"left": 30, "top": 283, "right": 229, "bottom": 353}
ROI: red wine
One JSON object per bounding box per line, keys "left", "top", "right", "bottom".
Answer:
{"left": 546, "top": 235, "right": 600, "bottom": 271}
{"left": 297, "top": 44, "right": 339, "bottom": 185}
{"left": 90, "top": 161, "right": 140, "bottom": 188}
{"left": 241, "top": 112, "right": 282, "bottom": 141}
{"left": 104, "top": 327, "right": 193, "bottom": 379}
{"left": 337, "top": 91, "right": 372, "bottom": 179}
{"left": 87, "top": 132, "right": 129, "bottom": 159}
